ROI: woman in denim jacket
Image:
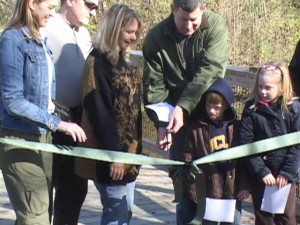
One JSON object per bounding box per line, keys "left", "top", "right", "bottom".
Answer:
{"left": 0, "top": 1, "right": 86, "bottom": 224}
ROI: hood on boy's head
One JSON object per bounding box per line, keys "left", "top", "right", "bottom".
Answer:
{"left": 206, "top": 77, "right": 234, "bottom": 106}
{"left": 190, "top": 77, "right": 236, "bottom": 122}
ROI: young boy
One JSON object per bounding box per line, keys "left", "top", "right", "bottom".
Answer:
{"left": 177, "top": 78, "right": 248, "bottom": 225}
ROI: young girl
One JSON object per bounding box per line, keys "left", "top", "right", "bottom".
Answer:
{"left": 238, "top": 61, "right": 300, "bottom": 225}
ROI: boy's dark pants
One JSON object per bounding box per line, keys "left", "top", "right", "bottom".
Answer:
{"left": 252, "top": 181, "right": 296, "bottom": 225}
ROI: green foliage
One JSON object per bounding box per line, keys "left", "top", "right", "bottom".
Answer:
{"left": 0, "top": 0, "right": 13, "bottom": 28}
{"left": 1, "top": 0, "right": 300, "bottom": 66}
{"left": 94, "top": 0, "right": 170, "bottom": 50}
{"left": 205, "top": 0, "right": 300, "bottom": 65}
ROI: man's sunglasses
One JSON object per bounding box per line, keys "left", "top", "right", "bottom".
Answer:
{"left": 84, "top": 0, "right": 98, "bottom": 11}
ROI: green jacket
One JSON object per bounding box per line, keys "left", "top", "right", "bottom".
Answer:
{"left": 143, "top": 10, "right": 228, "bottom": 125}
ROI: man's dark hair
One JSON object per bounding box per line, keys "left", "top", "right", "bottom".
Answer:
{"left": 173, "top": 0, "right": 205, "bottom": 12}
{"left": 61, "top": 0, "right": 66, "bottom": 4}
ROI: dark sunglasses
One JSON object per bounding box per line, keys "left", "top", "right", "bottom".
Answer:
{"left": 84, "top": 0, "right": 98, "bottom": 11}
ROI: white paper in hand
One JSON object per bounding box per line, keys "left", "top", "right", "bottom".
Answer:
{"left": 261, "top": 183, "right": 291, "bottom": 214}
{"left": 204, "top": 198, "right": 236, "bottom": 222}
{"left": 145, "top": 102, "right": 174, "bottom": 122}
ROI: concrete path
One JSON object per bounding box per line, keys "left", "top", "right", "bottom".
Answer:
{"left": 0, "top": 165, "right": 255, "bottom": 225}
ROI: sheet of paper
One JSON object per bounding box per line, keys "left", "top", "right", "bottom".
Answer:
{"left": 261, "top": 183, "right": 291, "bottom": 214}
{"left": 204, "top": 198, "right": 236, "bottom": 222}
{"left": 145, "top": 102, "right": 174, "bottom": 122}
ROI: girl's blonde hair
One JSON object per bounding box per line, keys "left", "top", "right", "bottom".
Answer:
{"left": 4, "top": 0, "right": 44, "bottom": 42}
{"left": 93, "top": 3, "right": 143, "bottom": 65}
{"left": 249, "top": 61, "right": 294, "bottom": 114}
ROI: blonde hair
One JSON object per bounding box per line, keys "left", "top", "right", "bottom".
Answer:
{"left": 93, "top": 3, "right": 143, "bottom": 65}
{"left": 3, "top": 0, "right": 44, "bottom": 43}
{"left": 249, "top": 61, "right": 294, "bottom": 114}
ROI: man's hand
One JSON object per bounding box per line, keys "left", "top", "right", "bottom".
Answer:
{"left": 157, "top": 127, "right": 172, "bottom": 151}
{"left": 167, "top": 105, "right": 185, "bottom": 133}
{"left": 262, "top": 173, "right": 276, "bottom": 186}
{"left": 110, "top": 163, "right": 125, "bottom": 180}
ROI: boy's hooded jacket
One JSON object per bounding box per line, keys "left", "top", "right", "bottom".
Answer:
{"left": 183, "top": 78, "right": 245, "bottom": 202}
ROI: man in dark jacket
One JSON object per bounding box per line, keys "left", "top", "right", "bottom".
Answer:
{"left": 289, "top": 39, "right": 300, "bottom": 95}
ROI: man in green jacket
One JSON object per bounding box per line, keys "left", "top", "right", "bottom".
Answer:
{"left": 142, "top": 0, "right": 228, "bottom": 224}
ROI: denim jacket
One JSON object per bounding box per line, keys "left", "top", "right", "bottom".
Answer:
{"left": 0, "top": 27, "right": 61, "bottom": 134}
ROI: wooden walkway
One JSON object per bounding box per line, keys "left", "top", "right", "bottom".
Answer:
{"left": 0, "top": 165, "right": 255, "bottom": 225}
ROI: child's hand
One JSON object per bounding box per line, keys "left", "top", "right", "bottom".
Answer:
{"left": 276, "top": 175, "right": 288, "bottom": 188}
{"left": 262, "top": 173, "right": 276, "bottom": 186}
{"left": 236, "top": 190, "right": 250, "bottom": 201}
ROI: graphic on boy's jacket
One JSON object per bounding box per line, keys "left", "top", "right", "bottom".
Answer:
{"left": 210, "top": 134, "right": 229, "bottom": 151}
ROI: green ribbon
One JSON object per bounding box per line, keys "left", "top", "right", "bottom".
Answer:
{"left": 168, "top": 163, "right": 206, "bottom": 224}
{"left": 194, "top": 131, "right": 300, "bottom": 165}
{"left": 189, "top": 163, "right": 206, "bottom": 225}
{"left": 1, "top": 131, "right": 298, "bottom": 167}
{"left": 0, "top": 131, "right": 300, "bottom": 225}
{"left": 0, "top": 138, "right": 184, "bottom": 166}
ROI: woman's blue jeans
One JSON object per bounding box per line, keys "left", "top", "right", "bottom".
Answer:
{"left": 94, "top": 181, "right": 135, "bottom": 225}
